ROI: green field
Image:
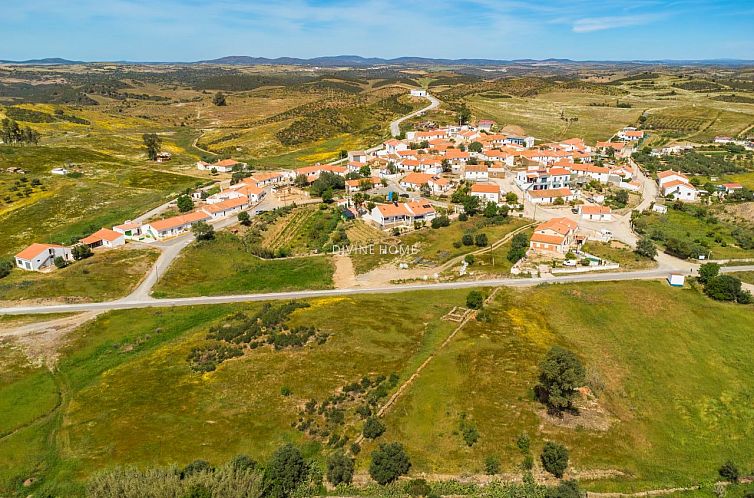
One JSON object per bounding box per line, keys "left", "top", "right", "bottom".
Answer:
{"left": 151, "top": 232, "right": 335, "bottom": 297}
{"left": 1, "top": 281, "right": 753, "bottom": 496}
{"left": 0, "top": 248, "right": 158, "bottom": 303}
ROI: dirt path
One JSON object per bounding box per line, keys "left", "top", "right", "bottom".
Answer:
{"left": 332, "top": 255, "right": 357, "bottom": 288}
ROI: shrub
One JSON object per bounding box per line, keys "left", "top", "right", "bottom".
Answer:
{"left": 484, "top": 455, "right": 501, "bottom": 475}
{"left": 405, "top": 478, "right": 432, "bottom": 496}
{"left": 192, "top": 221, "right": 215, "bottom": 241}
{"left": 177, "top": 194, "right": 194, "bottom": 213}
{"left": 474, "top": 233, "right": 488, "bottom": 247}
{"left": 718, "top": 461, "right": 739, "bottom": 482}
{"left": 0, "top": 260, "right": 13, "bottom": 279}
{"left": 536, "top": 346, "right": 586, "bottom": 414}
{"left": 466, "top": 290, "right": 484, "bottom": 309}
{"left": 362, "top": 417, "right": 386, "bottom": 439}
{"left": 431, "top": 215, "right": 450, "bottom": 229}
{"left": 458, "top": 213, "right": 468, "bottom": 221}
{"left": 464, "top": 254, "right": 475, "bottom": 265}
{"left": 546, "top": 480, "right": 581, "bottom": 498}
{"left": 508, "top": 232, "right": 530, "bottom": 263}
{"left": 182, "top": 459, "right": 213, "bottom": 477}
{"left": 698, "top": 262, "right": 720, "bottom": 285}
{"left": 264, "top": 444, "right": 309, "bottom": 498}
{"left": 53, "top": 256, "right": 68, "bottom": 269}
{"left": 71, "top": 244, "right": 93, "bottom": 260}
{"left": 516, "top": 432, "right": 530, "bottom": 453}
{"left": 238, "top": 211, "right": 251, "bottom": 226}
{"left": 540, "top": 442, "right": 569, "bottom": 478}
{"left": 461, "top": 234, "right": 474, "bottom": 246}
{"left": 369, "top": 442, "right": 411, "bottom": 485}
{"left": 326, "top": 451, "right": 354, "bottom": 486}
{"left": 350, "top": 443, "right": 361, "bottom": 455}
{"left": 462, "top": 424, "right": 479, "bottom": 447}
{"left": 704, "top": 275, "right": 743, "bottom": 302}
{"left": 635, "top": 237, "right": 657, "bottom": 259}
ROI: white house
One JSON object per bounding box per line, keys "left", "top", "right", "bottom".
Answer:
{"left": 113, "top": 221, "right": 144, "bottom": 239}
{"left": 15, "top": 243, "right": 73, "bottom": 271}
{"left": 370, "top": 199, "right": 436, "bottom": 228}
{"left": 464, "top": 164, "right": 489, "bottom": 182}
{"left": 526, "top": 187, "right": 575, "bottom": 205}
{"left": 470, "top": 183, "right": 502, "bottom": 204}
{"left": 410, "top": 89, "right": 427, "bottom": 97}
{"left": 200, "top": 196, "right": 249, "bottom": 219}
{"left": 142, "top": 211, "right": 211, "bottom": 240}
{"left": 662, "top": 180, "right": 698, "bottom": 202}
{"left": 529, "top": 218, "right": 580, "bottom": 255}
{"left": 579, "top": 205, "right": 613, "bottom": 222}
{"left": 81, "top": 228, "right": 126, "bottom": 249}
{"left": 618, "top": 128, "right": 645, "bottom": 141}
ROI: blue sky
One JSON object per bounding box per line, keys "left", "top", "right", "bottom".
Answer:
{"left": 3, "top": 0, "right": 753, "bottom": 61}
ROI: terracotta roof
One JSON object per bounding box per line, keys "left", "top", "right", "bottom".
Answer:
{"left": 406, "top": 199, "right": 435, "bottom": 216}
{"left": 81, "top": 228, "right": 123, "bottom": 245}
{"left": 215, "top": 159, "right": 241, "bottom": 167}
{"left": 202, "top": 197, "right": 249, "bottom": 214}
{"left": 658, "top": 170, "right": 688, "bottom": 180}
{"left": 375, "top": 203, "right": 409, "bottom": 217}
{"left": 346, "top": 177, "right": 381, "bottom": 187}
{"left": 444, "top": 149, "right": 470, "bottom": 159}
{"left": 471, "top": 183, "right": 501, "bottom": 194}
{"left": 401, "top": 172, "right": 432, "bottom": 185}
{"left": 723, "top": 182, "right": 743, "bottom": 189}
{"left": 663, "top": 179, "right": 695, "bottom": 190}
{"left": 530, "top": 233, "right": 566, "bottom": 245}
{"left": 114, "top": 221, "right": 142, "bottom": 231}
{"left": 465, "top": 165, "right": 489, "bottom": 172}
{"left": 572, "top": 164, "right": 610, "bottom": 174}
{"left": 527, "top": 188, "right": 573, "bottom": 199}
{"left": 580, "top": 205, "right": 612, "bottom": 215}
{"left": 535, "top": 217, "right": 578, "bottom": 235}
{"left": 235, "top": 184, "right": 264, "bottom": 196}
{"left": 15, "top": 243, "right": 65, "bottom": 261}
{"left": 149, "top": 211, "right": 210, "bottom": 232}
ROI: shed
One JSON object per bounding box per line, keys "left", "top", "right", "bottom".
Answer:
{"left": 667, "top": 273, "right": 685, "bottom": 287}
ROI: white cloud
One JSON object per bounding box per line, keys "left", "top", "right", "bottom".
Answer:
{"left": 572, "top": 14, "right": 664, "bottom": 32}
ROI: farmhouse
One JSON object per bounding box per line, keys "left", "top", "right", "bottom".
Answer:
{"left": 410, "top": 89, "right": 427, "bottom": 97}
{"left": 477, "top": 119, "right": 495, "bottom": 131}
{"left": 470, "top": 182, "right": 502, "bottom": 204}
{"left": 618, "top": 128, "right": 645, "bottom": 141}
{"left": 200, "top": 196, "right": 249, "bottom": 219}
{"left": 579, "top": 205, "right": 613, "bottom": 222}
{"left": 658, "top": 170, "right": 698, "bottom": 202}
{"left": 143, "top": 211, "right": 211, "bottom": 240}
{"left": 526, "top": 187, "right": 575, "bottom": 204}
{"left": 370, "top": 199, "right": 436, "bottom": 228}
{"left": 570, "top": 163, "right": 611, "bottom": 183}
{"left": 515, "top": 166, "right": 570, "bottom": 191}
{"left": 246, "top": 171, "right": 285, "bottom": 187}
{"left": 384, "top": 138, "right": 408, "bottom": 154}
{"left": 81, "top": 228, "right": 126, "bottom": 249}
{"left": 529, "top": 217, "right": 580, "bottom": 255}
{"left": 15, "top": 243, "right": 73, "bottom": 271}
{"left": 294, "top": 164, "right": 348, "bottom": 182}
{"left": 197, "top": 159, "right": 246, "bottom": 173}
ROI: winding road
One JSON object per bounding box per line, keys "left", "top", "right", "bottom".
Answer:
{"left": 390, "top": 92, "right": 440, "bottom": 137}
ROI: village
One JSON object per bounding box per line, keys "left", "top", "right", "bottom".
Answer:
{"left": 12, "top": 90, "right": 753, "bottom": 287}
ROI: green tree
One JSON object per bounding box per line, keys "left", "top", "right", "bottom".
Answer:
{"left": 540, "top": 442, "right": 569, "bottom": 478}
{"left": 483, "top": 201, "right": 498, "bottom": 218}
{"left": 461, "top": 195, "right": 480, "bottom": 216}
{"left": 474, "top": 233, "right": 488, "bottom": 247}
{"left": 362, "top": 417, "right": 386, "bottom": 439}
{"left": 238, "top": 211, "right": 251, "bottom": 226}
{"left": 264, "top": 444, "right": 309, "bottom": 498}
{"left": 326, "top": 451, "right": 354, "bottom": 486}
{"left": 142, "top": 133, "right": 161, "bottom": 161}
{"left": 457, "top": 105, "right": 471, "bottom": 125}
{"left": 635, "top": 237, "right": 657, "bottom": 259}
{"left": 466, "top": 290, "right": 484, "bottom": 309}
{"left": 212, "top": 92, "right": 227, "bottom": 106}
{"left": 468, "top": 141, "right": 483, "bottom": 153}
{"left": 71, "top": 244, "right": 93, "bottom": 260}
{"left": 192, "top": 221, "right": 215, "bottom": 241}
{"left": 369, "top": 442, "right": 411, "bottom": 485}
{"left": 698, "top": 262, "right": 720, "bottom": 285}
{"left": 536, "top": 346, "right": 586, "bottom": 413}
{"left": 505, "top": 192, "right": 518, "bottom": 204}
{"left": 461, "top": 234, "right": 474, "bottom": 246}
{"left": 53, "top": 256, "right": 68, "bottom": 269}
{"left": 507, "top": 232, "right": 530, "bottom": 263}
{"left": 177, "top": 194, "right": 194, "bottom": 213}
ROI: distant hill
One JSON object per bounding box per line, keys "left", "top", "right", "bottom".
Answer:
{"left": 0, "top": 58, "right": 83, "bottom": 65}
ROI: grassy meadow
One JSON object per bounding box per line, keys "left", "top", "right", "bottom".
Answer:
{"left": 1, "top": 282, "right": 753, "bottom": 495}
{"left": 151, "top": 232, "right": 335, "bottom": 297}
{"left": 0, "top": 248, "right": 158, "bottom": 304}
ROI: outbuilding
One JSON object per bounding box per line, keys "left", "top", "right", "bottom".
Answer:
{"left": 667, "top": 273, "right": 685, "bottom": 287}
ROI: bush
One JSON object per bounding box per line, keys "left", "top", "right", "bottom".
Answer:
{"left": 546, "top": 480, "right": 581, "bottom": 498}
{"left": 462, "top": 424, "right": 479, "bottom": 447}
{"left": 192, "top": 221, "right": 215, "bottom": 241}
{"left": 458, "top": 213, "right": 468, "bottom": 221}
{"left": 264, "top": 444, "right": 309, "bottom": 498}
{"left": 464, "top": 254, "right": 475, "bottom": 265}
{"left": 466, "top": 290, "right": 484, "bottom": 309}
{"left": 71, "top": 244, "right": 92, "bottom": 260}
{"left": 704, "top": 275, "right": 743, "bottom": 302}
{"left": 0, "top": 260, "right": 13, "bottom": 279}
{"left": 484, "top": 455, "right": 500, "bottom": 475}
{"left": 238, "top": 211, "right": 251, "bottom": 226}
{"left": 53, "top": 256, "right": 68, "bottom": 269}
{"left": 405, "top": 478, "right": 432, "bottom": 496}
{"left": 326, "top": 451, "right": 354, "bottom": 486}
{"left": 698, "top": 262, "right": 720, "bottom": 285}
{"left": 177, "top": 194, "right": 194, "bottom": 213}
{"left": 362, "top": 417, "right": 386, "bottom": 439}
{"left": 635, "top": 237, "right": 657, "bottom": 259}
{"left": 431, "top": 215, "right": 450, "bottom": 229}
{"left": 508, "top": 232, "right": 530, "bottom": 263}
{"left": 536, "top": 346, "right": 586, "bottom": 414}
{"left": 182, "top": 459, "right": 213, "bottom": 477}
{"left": 540, "top": 442, "right": 569, "bottom": 478}
{"left": 369, "top": 442, "right": 411, "bottom": 485}
{"left": 474, "top": 233, "right": 488, "bottom": 247}
{"left": 461, "top": 234, "right": 474, "bottom": 246}
{"left": 718, "top": 460, "right": 739, "bottom": 482}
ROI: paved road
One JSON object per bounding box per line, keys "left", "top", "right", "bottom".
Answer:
{"left": 3, "top": 265, "right": 753, "bottom": 316}
{"left": 390, "top": 93, "right": 440, "bottom": 137}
